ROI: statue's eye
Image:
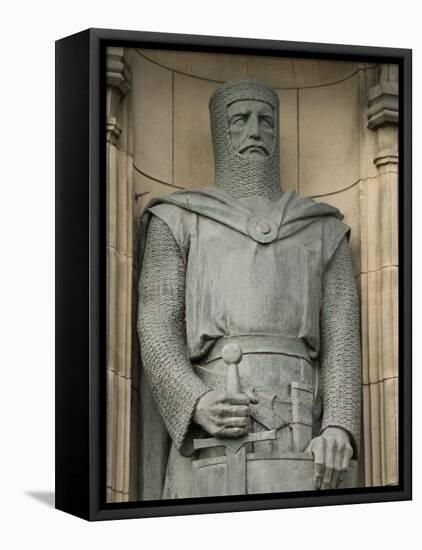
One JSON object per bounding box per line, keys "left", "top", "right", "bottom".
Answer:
{"left": 260, "top": 117, "right": 274, "bottom": 129}
{"left": 230, "top": 115, "right": 247, "bottom": 128}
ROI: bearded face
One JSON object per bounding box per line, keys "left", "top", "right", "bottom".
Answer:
{"left": 227, "top": 100, "right": 275, "bottom": 158}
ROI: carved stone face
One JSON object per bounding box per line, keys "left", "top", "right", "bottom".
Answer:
{"left": 227, "top": 100, "right": 275, "bottom": 158}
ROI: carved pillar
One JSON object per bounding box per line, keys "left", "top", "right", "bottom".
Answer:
{"left": 106, "top": 47, "right": 133, "bottom": 502}
{"left": 361, "top": 64, "right": 398, "bottom": 486}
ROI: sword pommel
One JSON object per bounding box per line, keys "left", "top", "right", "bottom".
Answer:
{"left": 222, "top": 343, "right": 242, "bottom": 365}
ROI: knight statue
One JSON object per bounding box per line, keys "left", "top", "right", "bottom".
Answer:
{"left": 137, "top": 79, "right": 361, "bottom": 498}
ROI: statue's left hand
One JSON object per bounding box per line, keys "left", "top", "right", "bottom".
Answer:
{"left": 306, "top": 427, "right": 353, "bottom": 490}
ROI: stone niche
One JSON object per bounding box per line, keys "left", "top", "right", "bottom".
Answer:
{"left": 105, "top": 47, "right": 399, "bottom": 501}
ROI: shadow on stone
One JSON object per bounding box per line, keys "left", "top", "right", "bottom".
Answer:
{"left": 25, "top": 491, "right": 55, "bottom": 508}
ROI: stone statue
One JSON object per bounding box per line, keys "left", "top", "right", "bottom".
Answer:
{"left": 137, "top": 79, "right": 361, "bottom": 498}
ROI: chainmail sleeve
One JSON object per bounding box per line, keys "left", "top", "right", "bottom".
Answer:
{"left": 319, "top": 236, "right": 361, "bottom": 458}
{"left": 137, "top": 215, "right": 210, "bottom": 451}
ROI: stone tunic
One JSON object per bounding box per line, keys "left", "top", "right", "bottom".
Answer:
{"left": 148, "top": 187, "right": 348, "bottom": 361}
{"left": 137, "top": 186, "right": 361, "bottom": 498}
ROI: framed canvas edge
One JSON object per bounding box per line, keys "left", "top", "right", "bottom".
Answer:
{"left": 55, "top": 28, "right": 412, "bottom": 522}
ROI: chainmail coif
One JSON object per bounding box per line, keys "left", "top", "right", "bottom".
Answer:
{"left": 138, "top": 216, "right": 361, "bottom": 456}
{"left": 209, "top": 79, "right": 282, "bottom": 201}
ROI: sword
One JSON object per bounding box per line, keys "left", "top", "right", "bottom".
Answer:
{"left": 193, "top": 343, "right": 276, "bottom": 495}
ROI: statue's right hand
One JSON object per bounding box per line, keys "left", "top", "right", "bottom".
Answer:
{"left": 193, "top": 390, "right": 257, "bottom": 438}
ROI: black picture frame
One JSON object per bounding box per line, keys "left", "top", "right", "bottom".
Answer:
{"left": 55, "top": 28, "right": 412, "bottom": 521}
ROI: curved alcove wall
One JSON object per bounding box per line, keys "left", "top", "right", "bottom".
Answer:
{"left": 106, "top": 47, "right": 398, "bottom": 501}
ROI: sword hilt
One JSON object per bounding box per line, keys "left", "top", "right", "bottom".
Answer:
{"left": 222, "top": 343, "right": 243, "bottom": 394}
{"left": 193, "top": 342, "right": 277, "bottom": 496}
{"left": 194, "top": 341, "right": 277, "bottom": 457}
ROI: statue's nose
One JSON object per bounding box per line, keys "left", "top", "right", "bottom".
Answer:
{"left": 247, "top": 114, "right": 260, "bottom": 138}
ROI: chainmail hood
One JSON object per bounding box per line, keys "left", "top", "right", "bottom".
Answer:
{"left": 209, "top": 79, "right": 282, "bottom": 200}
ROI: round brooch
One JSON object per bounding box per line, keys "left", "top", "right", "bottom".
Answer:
{"left": 247, "top": 217, "right": 278, "bottom": 244}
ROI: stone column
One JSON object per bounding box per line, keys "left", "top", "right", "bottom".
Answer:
{"left": 361, "top": 64, "right": 399, "bottom": 486}
{"left": 106, "top": 47, "right": 133, "bottom": 502}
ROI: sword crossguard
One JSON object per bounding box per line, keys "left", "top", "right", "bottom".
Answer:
{"left": 193, "top": 429, "right": 277, "bottom": 453}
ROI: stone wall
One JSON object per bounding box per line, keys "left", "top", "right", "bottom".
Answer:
{"left": 106, "top": 48, "right": 133, "bottom": 502}
{"left": 106, "top": 47, "right": 399, "bottom": 501}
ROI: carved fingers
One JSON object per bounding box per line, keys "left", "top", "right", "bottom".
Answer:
{"left": 341, "top": 445, "right": 353, "bottom": 481}
{"left": 331, "top": 449, "right": 343, "bottom": 488}
{"left": 306, "top": 427, "right": 353, "bottom": 490}
{"left": 193, "top": 390, "right": 253, "bottom": 438}
{"left": 307, "top": 437, "right": 325, "bottom": 490}
{"left": 216, "top": 391, "right": 250, "bottom": 406}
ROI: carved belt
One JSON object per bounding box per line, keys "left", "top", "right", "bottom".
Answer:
{"left": 201, "top": 333, "right": 313, "bottom": 366}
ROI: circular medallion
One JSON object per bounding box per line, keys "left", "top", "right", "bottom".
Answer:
{"left": 256, "top": 220, "right": 271, "bottom": 235}
{"left": 247, "top": 217, "right": 278, "bottom": 244}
